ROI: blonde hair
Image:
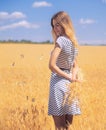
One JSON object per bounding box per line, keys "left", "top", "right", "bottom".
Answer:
{"left": 51, "top": 11, "right": 78, "bottom": 47}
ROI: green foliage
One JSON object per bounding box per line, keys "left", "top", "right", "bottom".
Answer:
{"left": 0, "top": 39, "right": 53, "bottom": 44}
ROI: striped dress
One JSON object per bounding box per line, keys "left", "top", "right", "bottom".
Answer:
{"left": 48, "top": 36, "right": 81, "bottom": 116}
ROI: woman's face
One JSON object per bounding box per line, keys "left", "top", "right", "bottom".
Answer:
{"left": 52, "top": 19, "right": 65, "bottom": 37}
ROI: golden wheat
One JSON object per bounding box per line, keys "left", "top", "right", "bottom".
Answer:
{"left": 0, "top": 44, "right": 105, "bottom": 130}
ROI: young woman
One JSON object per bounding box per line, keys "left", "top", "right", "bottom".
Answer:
{"left": 48, "top": 11, "right": 81, "bottom": 130}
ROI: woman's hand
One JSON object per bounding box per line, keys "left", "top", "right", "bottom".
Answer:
{"left": 68, "top": 73, "right": 82, "bottom": 83}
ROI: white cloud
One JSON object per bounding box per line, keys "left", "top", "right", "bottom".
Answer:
{"left": 32, "top": 1, "right": 52, "bottom": 7}
{"left": 0, "top": 11, "right": 26, "bottom": 20}
{"left": 0, "top": 20, "right": 39, "bottom": 30}
{"left": 10, "top": 12, "right": 26, "bottom": 19}
{"left": 79, "top": 18, "right": 96, "bottom": 24}
{"left": 0, "top": 12, "right": 8, "bottom": 19}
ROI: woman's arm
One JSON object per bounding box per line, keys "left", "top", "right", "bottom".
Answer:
{"left": 49, "top": 44, "right": 72, "bottom": 81}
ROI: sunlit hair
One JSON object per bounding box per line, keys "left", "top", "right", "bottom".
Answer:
{"left": 51, "top": 11, "right": 78, "bottom": 47}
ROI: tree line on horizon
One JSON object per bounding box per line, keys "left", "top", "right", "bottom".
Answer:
{"left": 0, "top": 39, "right": 106, "bottom": 46}
{"left": 0, "top": 39, "right": 52, "bottom": 44}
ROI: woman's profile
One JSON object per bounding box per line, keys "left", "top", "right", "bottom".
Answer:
{"left": 48, "top": 11, "right": 81, "bottom": 130}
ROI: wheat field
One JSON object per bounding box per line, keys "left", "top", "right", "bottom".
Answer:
{"left": 0, "top": 43, "right": 105, "bottom": 130}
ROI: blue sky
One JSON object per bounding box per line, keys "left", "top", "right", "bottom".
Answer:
{"left": 0, "top": 0, "right": 106, "bottom": 45}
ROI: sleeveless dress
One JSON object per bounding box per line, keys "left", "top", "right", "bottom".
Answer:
{"left": 48, "top": 36, "right": 81, "bottom": 116}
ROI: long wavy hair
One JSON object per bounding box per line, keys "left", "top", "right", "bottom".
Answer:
{"left": 51, "top": 11, "right": 78, "bottom": 47}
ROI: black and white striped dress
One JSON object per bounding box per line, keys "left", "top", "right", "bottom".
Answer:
{"left": 48, "top": 36, "right": 81, "bottom": 116}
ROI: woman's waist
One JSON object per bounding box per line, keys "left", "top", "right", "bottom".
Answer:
{"left": 59, "top": 67, "right": 70, "bottom": 71}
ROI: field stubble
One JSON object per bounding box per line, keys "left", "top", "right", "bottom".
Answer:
{"left": 0, "top": 44, "right": 105, "bottom": 130}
